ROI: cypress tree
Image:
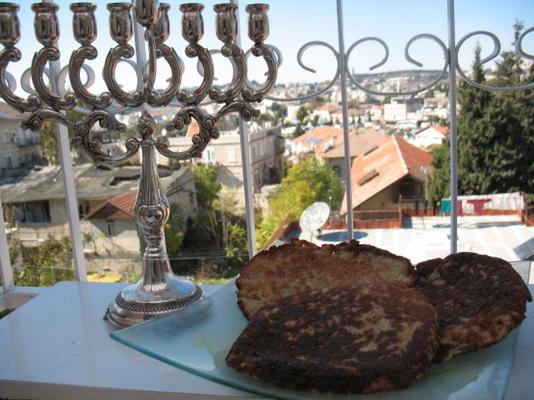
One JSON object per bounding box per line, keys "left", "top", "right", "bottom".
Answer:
{"left": 457, "top": 25, "right": 533, "bottom": 195}
{"left": 429, "top": 23, "right": 534, "bottom": 198}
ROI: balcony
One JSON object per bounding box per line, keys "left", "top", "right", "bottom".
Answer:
{"left": 1, "top": 0, "right": 534, "bottom": 399}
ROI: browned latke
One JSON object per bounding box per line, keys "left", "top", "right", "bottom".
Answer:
{"left": 226, "top": 283, "right": 439, "bottom": 394}
{"left": 236, "top": 239, "right": 414, "bottom": 319}
{"left": 413, "top": 252, "right": 532, "bottom": 362}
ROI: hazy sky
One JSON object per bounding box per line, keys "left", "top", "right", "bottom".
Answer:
{"left": 8, "top": 0, "right": 534, "bottom": 94}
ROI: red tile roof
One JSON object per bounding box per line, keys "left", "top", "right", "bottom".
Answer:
{"left": 431, "top": 125, "right": 448, "bottom": 135}
{"left": 419, "top": 125, "right": 448, "bottom": 135}
{"left": 340, "top": 135, "right": 431, "bottom": 214}
{"left": 107, "top": 190, "right": 137, "bottom": 218}
{"left": 292, "top": 126, "right": 345, "bottom": 155}
{"left": 84, "top": 190, "right": 137, "bottom": 220}
{"left": 318, "top": 103, "right": 340, "bottom": 112}
{"left": 321, "top": 128, "right": 386, "bottom": 159}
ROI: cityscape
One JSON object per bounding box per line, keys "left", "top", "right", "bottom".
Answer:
{"left": 1, "top": 66, "right": 533, "bottom": 285}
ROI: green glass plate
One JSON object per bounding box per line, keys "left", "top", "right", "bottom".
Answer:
{"left": 111, "top": 262, "right": 530, "bottom": 400}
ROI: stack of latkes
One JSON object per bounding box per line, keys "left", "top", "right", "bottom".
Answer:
{"left": 225, "top": 239, "right": 531, "bottom": 394}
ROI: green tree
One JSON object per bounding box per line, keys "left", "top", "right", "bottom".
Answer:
{"left": 257, "top": 156, "right": 343, "bottom": 247}
{"left": 268, "top": 102, "right": 288, "bottom": 125}
{"left": 429, "top": 25, "right": 534, "bottom": 197}
{"left": 10, "top": 236, "right": 75, "bottom": 287}
{"left": 456, "top": 45, "right": 493, "bottom": 193}
{"left": 428, "top": 139, "right": 450, "bottom": 200}
{"left": 457, "top": 28, "right": 534, "bottom": 195}
{"left": 296, "top": 106, "right": 309, "bottom": 123}
{"left": 41, "top": 121, "right": 59, "bottom": 165}
{"left": 183, "top": 165, "right": 247, "bottom": 261}
{"left": 192, "top": 164, "right": 221, "bottom": 209}
{"left": 164, "top": 204, "right": 185, "bottom": 255}
{"left": 292, "top": 123, "right": 305, "bottom": 138}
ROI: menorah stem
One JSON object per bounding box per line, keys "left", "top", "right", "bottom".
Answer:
{"left": 137, "top": 131, "right": 172, "bottom": 288}
{"left": 104, "top": 112, "right": 203, "bottom": 328}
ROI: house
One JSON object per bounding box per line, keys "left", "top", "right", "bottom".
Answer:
{"left": 320, "top": 128, "right": 386, "bottom": 182}
{"left": 290, "top": 126, "right": 344, "bottom": 161}
{"left": 340, "top": 135, "right": 432, "bottom": 214}
{"left": 167, "top": 124, "right": 284, "bottom": 191}
{"left": 310, "top": 103, "right": 340, "bottom": 123}
{"left": 0, "top": 102, "right": 43, "bottom": 180}
{"left": 0, "top": 164, "right": 196, "bottom": 254}
{"left": 330, "top": 108, "right": 367, "bottom": 126}
{"left": 409, "top": 125, "right": 448, "bottom": 149}
{"left": 383, "top": 97, "right": 424, "bottom": 122}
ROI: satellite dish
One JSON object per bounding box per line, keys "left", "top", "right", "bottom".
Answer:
{"left": 299, "top": 202, "right": 330, "bottom": 241}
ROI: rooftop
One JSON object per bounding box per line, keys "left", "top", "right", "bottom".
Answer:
{"left": 321, "top": 128, "right": 386, "bottom": 159}
{"left": 85, "top": 190, "right": 138, "bottom": 220}
{"left": 0, "top": 164, "right": 187, "bottom": 204}
{"left": 340, "top": 135, "right": 431, "bottom": 213}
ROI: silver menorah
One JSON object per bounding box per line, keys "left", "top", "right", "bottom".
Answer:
{"left": 0, "top": 0, "right": 277, "bottom": 327}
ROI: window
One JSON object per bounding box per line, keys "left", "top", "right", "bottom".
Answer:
{"left": 202, "top": 148, "right": 215, "bottom": 164}
{"left": 78, "top": 201, "right": 91, "bottom": 218}
{"left": 106, "top": 220, "right": 115, "bottom": 237}
{"left": 11, "top": 201, "right": 51, "bottom": 224}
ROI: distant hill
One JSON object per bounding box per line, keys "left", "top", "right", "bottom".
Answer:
{"left": 352, "top": 69, "right": 443, "bottom": 79}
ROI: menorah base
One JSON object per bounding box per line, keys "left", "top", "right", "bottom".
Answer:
{"left": 104, "top": 277, "right": 204, "bottom": 328}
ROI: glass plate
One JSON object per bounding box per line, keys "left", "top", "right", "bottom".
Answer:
{"left": 111, "top": 262, "right": 530, "bottom": 400}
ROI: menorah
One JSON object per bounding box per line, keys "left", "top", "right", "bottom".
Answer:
{"left": 0, "top": 0, "right": 277, "bottom": 327}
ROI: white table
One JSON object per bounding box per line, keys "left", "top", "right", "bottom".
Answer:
{"left": 1, "top": 278, "right": 533, "bottom": 400}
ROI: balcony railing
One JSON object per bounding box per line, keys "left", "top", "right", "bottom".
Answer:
{"left": 0, "top": 0, "right": 533, "bottom": 293}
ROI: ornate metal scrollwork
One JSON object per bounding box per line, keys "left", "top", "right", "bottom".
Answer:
{"left": 147, "top": 3, "right": 182, "bottom": 107}
{"left": 0, "top": 47, "right": 40, "bottom": 112}
{"left": 209, "top": 3, "right": 246, "bottom": 103}
{"left": 344, "top": 35, "right": 449, "bottom": 97}
{"left": 21, "top": 108, "right": 137, "bottom": 164}
{"left": 242, "top": 4, "right": 277, "bottom": 103}
{"left": 68, "top": 3, "right": 112, "bottom": 110}
{"left": 31, "top": 3, "right": 76, "bottom": 111}
{"left": 455, "top": 29, "right": 534, "bottom": 92}
{"left": 158, "top": 101, "right": 260, "bottom": 160}
{"left": 104, "top": 3, "right": 144, "bottom": 107}
{"left": 177, "top": 4, "right": 214, "bottom": 106}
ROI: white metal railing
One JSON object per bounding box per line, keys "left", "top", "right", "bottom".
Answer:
{"left": 0, "top": 0, "right": 532, "bottom": 294}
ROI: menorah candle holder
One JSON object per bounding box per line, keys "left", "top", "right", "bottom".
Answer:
{"left": 0, "top": 0, "right": 277, "bottom": 328}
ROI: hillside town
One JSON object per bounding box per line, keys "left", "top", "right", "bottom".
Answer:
{"left": 1, "top": 69, "right": 533, "bottom": 283}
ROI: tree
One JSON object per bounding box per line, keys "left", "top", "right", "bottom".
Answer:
{"left": 257, "top": 156, "right": 343, "bottom": 247}
{"left": 41, "top": 121, "right": 59, "bottom": 165}
{"left": 456, "top": 27, "right": 534, "bottom": 195}
{"left": 428, "top": 139, "right": 450, "bottom": 200}
{"left": 292, "top": 124, "right": 305, "bottom": 138}
{"left": 192, "top": 164, "right": 221, "bottom": 209}
{"left": 183, "top": 164, "right": 247, "bottom": 261}
{"left": 296, "top": 106, "right": 309, "bottom": 123}
{"left": 456, "top": 45, "right": 493, "bottom": 194}
{"left": 164, "top": 204, "right": 185, "bottom": 255}
{"left": 429, "top": 24, "right": 534, "bottom": 198}
{"left": 10, "top": 236, "right": 75, "bottom": 287}
{"left": 269, "top": 102, "right": 288, "bottom": 125}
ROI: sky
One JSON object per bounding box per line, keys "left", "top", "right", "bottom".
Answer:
{"left": 7, "top": 0, "right": 534, "bottom": 95}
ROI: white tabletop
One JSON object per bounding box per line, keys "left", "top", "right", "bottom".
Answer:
{"left": 0, "top": 282, "right": 257, "bottom": 400}
{"left": 0, "top": 279, "right": 533, "bottom": 400}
